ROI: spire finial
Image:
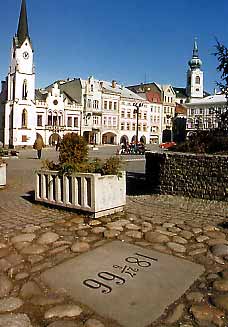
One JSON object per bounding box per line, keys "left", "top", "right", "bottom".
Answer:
{"left": 16, "top": 0, "right": 29, "bottom": 46}
{"left": 193, "top": 37, "right": 199, "bottom": 58}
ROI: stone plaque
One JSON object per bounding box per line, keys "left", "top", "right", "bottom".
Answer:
{"left": 41, "top": 241, "right": 204, "bottom": 327}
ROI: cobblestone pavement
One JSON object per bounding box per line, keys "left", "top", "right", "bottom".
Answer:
{"left": 0, "top": 149, "right": 228, "bottom": 326}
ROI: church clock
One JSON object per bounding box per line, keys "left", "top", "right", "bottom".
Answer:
{"left": 23, "top": 51, "right": 29, "bottom": 59}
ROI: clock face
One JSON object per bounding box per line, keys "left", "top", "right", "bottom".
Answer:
{"left": 23, "top": 51, "right": 29, "bottom": 59}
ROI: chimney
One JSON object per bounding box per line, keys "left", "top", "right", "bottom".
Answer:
{"left": 112, "top": 80, "right": 117, "bottom": 88}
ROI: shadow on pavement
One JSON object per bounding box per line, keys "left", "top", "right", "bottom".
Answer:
{"left": 126, "top": 172, "right": 153, "bottom": 196}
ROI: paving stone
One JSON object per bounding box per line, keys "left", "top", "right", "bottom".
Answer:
{"left": 196, "top": 235, "right": 210, "bottom": 243}
{"left": 192, "top": 228, "right": 203, "bottom": 234}
{"left": 167, "top": 242, "right": 186, "bottom": 253}
{"left": 20, "top": 281, "right": 43, "bottom": 299}
{"left": 104, "top": 230, "right": 121, "bottom": 238}
{"left": 125, "top": 231, "right": 142, "bottom": 239}
{"left": 0, "top": 248, "right": 10, "bottom": 258}
{"left": 20, "top": 244, "right": 48, "bottom": 255}
{"left": 180, "top": 231, "right": 194, "bottom": 240}
{"left": 47, "top": 321, "right": 82, "bottom": 327}
{"left": 205, "top": 231, "right": 226, "bottom": 239}
{"left": 27, "top": 255, "right": 44, "bottom": 264}
{"left": 162, "top": 222, "right": 175, "bottom": 228}
{"left": 0, "top": 273, "right": 13, "bottom": 297}
{"left": 106, "top": 222, "right": 123, "bottom": 231}
{"left": 91, "top": 227, "right": 106, "bottom": 234}
{"left": 0, "top": 313, "right": 32, "bottom": 327}
{"left": 125, "top": 223, "right": 140, "bottom": 230}
{"left": 0, "top": 258, "right": 12, "bottom": 272}
{"left": 172, "top": 236, "right": 188, "bottom": 244}
{"left": 211, "top": 244, "right": 228, "bottom": 257}
{"left": 145, "top": 231, "right": 170, "bottom": 243}
{"left": 186, "top": 291, "right": 204, "bottom": 302}
{"left": 84, "top": 319, "right": 105, "bottom": 327}
{"left": 71, "top": 242, "right": 90, "bottom": 253}
{"left": 11, "top": 233, "right": 36, "bottom": 243}
{"left": 15, "top": 272, "right": 29, "bottom": 280}
{"left": 44, "top": 304, "right": 83, "bottom": 319}
{"left": 165, "top": 303, "right": 185, "bottom": 324}
{"left": 190, "top": 304, "right": 224, "bottom": 327}
{"left": 0, "top": 297, "right": 23, "bottom": 312}
{"left": 211, "top": 294, "right": 228, "bottom": 312}
{"left": 30, "top": 294, "right": 65, "bottom": 306}
{"left": 213, "top": 279, "right": 228, "bottom": 292}
{"left": 41, "top": 241, "right": 204, "bottom": 327}
{"left": 49, "top": 245, "right": 70, "bottom": 255}
{"left": 188, "top": 248, "right": 207, "bottom": 256}
{"left": 37, "top": 232, "right": 60, "bottom": 245}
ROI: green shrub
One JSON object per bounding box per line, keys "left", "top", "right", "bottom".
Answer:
{"left": 171, "top": 130, "right": 228, "bottom": 154}
{"left": 59, "top": 133, "right": 88, "bottom": 165}
{"left": 42, "top": 133, "right": 122, "bottom": 176}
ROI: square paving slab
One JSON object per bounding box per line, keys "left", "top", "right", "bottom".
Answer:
{"left": 41, "top": 241, "right": 204, "bottom": 327}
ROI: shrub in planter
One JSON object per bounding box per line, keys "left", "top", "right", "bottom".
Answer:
{"left": 36, "top": 133, "right": 125, "bottom": 218}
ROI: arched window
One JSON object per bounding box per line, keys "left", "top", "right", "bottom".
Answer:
{"left": 22, "top": 80, "right": 28, "bottom": 99}
{"left": 195, "top": 76, "right": 200, "bottom": 84}
{"left": 22, "top": 109, "right": 28, "bottom": 128}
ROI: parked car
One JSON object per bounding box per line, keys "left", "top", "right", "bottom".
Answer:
{"left": 159, "top": 142, "right": 176, "bottom": 149}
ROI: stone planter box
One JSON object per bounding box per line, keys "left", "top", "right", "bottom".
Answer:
{"left": 35, "top": 170, "right": 126, "bottom": 218}
{"left": 0, "top": 163, "right": 6, "bottom": 188}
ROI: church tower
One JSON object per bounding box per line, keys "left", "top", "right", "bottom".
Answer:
{"left": 186, "top": 39, "right": 204, "bottom": 102}
{"left": 3, "top": 0, "right": 36, "bottom": 148}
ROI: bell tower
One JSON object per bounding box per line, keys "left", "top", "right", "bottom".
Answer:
{"left": 186, "top": 38, "right": 204, "bottom": 102}
{"left": 4, "top": 0, "right": 36, "bottom": 148}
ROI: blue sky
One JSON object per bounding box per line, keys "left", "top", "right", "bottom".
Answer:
{"left": 0, "top": 0, "right": 227, "bottom": 93}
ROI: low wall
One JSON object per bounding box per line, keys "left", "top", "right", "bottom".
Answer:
{"left": 145, "top": 151, "right": 228, "bottom": 201}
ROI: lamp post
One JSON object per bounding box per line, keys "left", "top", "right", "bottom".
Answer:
{"left": 133, "top": 102, "right": 143, "bottom": 144}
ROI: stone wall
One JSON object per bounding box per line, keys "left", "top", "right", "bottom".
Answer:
{"left": 145, "top": 152, "right": 228, "bottom": 201}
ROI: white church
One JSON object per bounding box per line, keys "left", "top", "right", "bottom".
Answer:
{"left": 0, "top": 0, "right": 151, "bottom": 149}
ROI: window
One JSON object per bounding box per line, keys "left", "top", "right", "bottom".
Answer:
{"left": 127, "top": 111, "right": 131, "bottom": 118}
{"left": 53, "top": 116, "right": 58, "bottom": 126}
{"left": 37, "top": 115, "right": 42, "bottom": 127}
{"left": 88, "top": 99, "right": 91, "bottom": 108}
{"left": 113, "top": 102, "right": 117, "bottom": 110}
{"left": 132, "top": 123, "right": 136, "bottom": 131}
{"left": 121, "top": 110, "right": 125, "bottom": 118}
{"left": 93, "top": 116, "right": 99, "bottom": 125}
{"left": 113, "top": 117, "right": 117, "bottom": 126}
{"left": 200, "top": 108, "right": 203, "bottom": 114}
{"left": 109, "top": 101, "right": 112, "bottom": 110}
{"left": 104, "top": 101, "right": 107, "bottom": 109}
{"left": 103, "top": 117, "right": 107, "bottom": 125}
{"left": 67, "top": 117, "right": 72, "bottom": 127}
{"left": 22, "top": 80, "right": 28, "bottom": 100}
{"left": 108, "top": 117, "right": 112, "bottom": 126}
{"left": 143, "top": 124, "right": 147, "bottom": 132}
{"left": 22, "top": 135, "right": 27, "bottom": 142}
{"left": 127, "top": 123, "right": 130, "bottom": 130}
{"left": 58, "top": 116, "right": 62, "bottom": 126}
{"left": 121, "top": 123, "right": 124, "bottom": 130}
{"left": 74, "top": 117, "right": 79, "bottom": 127}
{"left": 164, "top": 107, "right": 166, "bottom": 114}
{"left": 195, "top": 76, "right": 200, "bottom": 84}
{"left": 91, "top": 85, "right": 94, "bottom": 92}
{"left": 93, "top": 100, "right": 99, "bottom": 109}
{"left": 48, "top": 115, "right": 52, "bottom": 126}
{"left": 143, "top": 112, "right": 147, "bottom": 120}
{"left": 22, "top": 109, "right": 28, "bottom": 128}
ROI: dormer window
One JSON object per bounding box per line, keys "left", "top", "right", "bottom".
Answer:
{"left": 195, "top": 76, "right": 200, "bottom": 84}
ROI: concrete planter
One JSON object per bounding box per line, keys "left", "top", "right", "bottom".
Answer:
{"left": 35, "top": 170, "right": 126, "bottom": 218}
{"left": 0, "top": 163, "right": 6, "bottom": 188}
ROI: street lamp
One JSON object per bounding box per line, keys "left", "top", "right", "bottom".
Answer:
{"left": 133, "top": 102, "right": 143, "bottom": 144}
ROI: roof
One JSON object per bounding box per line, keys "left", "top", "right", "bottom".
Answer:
{"left": 101, "top": 81, "right": 144, "bottom": 101}
{"left": 175, "top": 103, "right": 187, "bottom": 115}
{"left": 35, "top": 89, "right": 48, "bottom": 101}
{"left": 187, "top": 94, "right": 227, "bottom": 106}
{"left": 16, "top": 0, "right": 29, "bottom": 47}
{"left": 173, "top": 87, "right": 188, "bottom": 98}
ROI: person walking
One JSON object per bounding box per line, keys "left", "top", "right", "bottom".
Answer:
{"left": 33, "top": 137, "right": 44, "bottom": 159}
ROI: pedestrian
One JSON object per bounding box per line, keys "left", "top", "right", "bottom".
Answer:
{"left": 33, "top": 137, "right": 44, "bottom": 159}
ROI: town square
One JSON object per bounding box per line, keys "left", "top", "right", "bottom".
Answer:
{"left": 0, "top": 0, "right": 228, "bottom": 326}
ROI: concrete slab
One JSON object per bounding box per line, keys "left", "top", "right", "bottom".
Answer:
{"left": 41, "top": 241, "right": 204, "bottom": 327}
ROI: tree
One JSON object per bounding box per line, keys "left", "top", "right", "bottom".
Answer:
{"left": 214, "top": 40, "right": 228, "bottom": 132}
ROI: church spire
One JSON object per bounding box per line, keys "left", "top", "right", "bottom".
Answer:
{"left": 16, "top": 0, "right": 29, "bottom": 47}
{"left": 188, "top": 37, "right": 202, "bottom": 70}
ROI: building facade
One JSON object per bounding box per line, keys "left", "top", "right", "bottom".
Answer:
{"left": 0, "top": 0, "right": 150, "bottom": 148}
